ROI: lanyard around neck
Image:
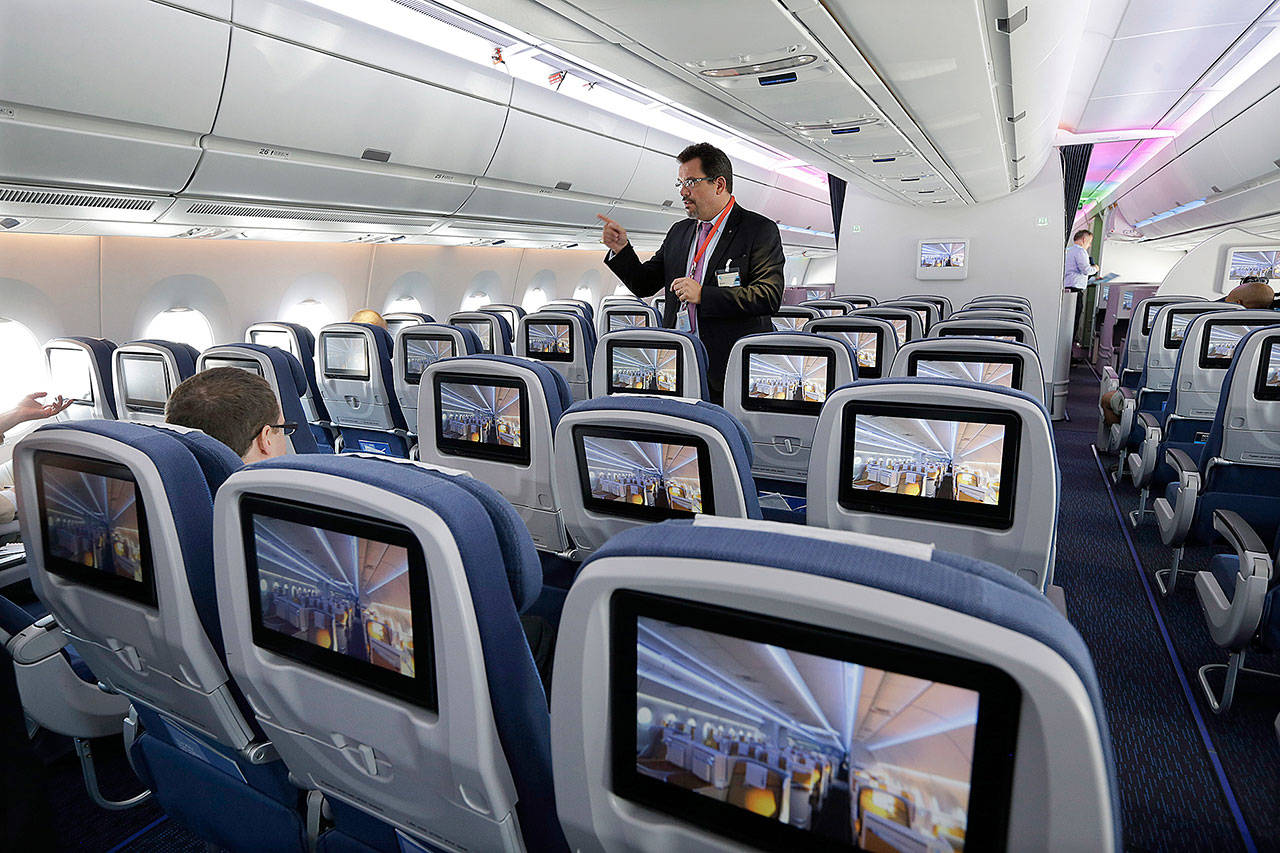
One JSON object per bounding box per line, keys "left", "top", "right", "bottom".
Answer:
{"left": 689, "top": 196, "right": 735, "bottom": 275}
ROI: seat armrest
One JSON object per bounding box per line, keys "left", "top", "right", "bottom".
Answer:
{"left": 1213, "top": 510, "right": 1273, "bottom": 581}
{"left": 1136, "top": 412, "right": 1160, "bottom": 431}
{"left": 1165, "top": 448, "right": 1198, "bottom": 477}
{"left": 7, "top": 615, "right": 70, "bottom": 664}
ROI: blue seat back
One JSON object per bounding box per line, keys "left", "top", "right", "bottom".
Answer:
{"left": 111, "top": 340, "right": 200, "bottom": 424}
{"left": 517, "top": 310, "right": 597, "bottom": 402}
{"left": 197, "top": 343, "right": 322, "bottom": 455}
{"left": 44, "top": 336, "right": 119, "bottom": 420}
{"left": 317, "top": 323, "right": 410, "bottom": 457}
{"left": 592, "top": 328, "right": 710, "bottom": 401}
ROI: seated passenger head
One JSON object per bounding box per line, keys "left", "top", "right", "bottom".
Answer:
{"left": 1225, "top": 277, "right": 1275, "bottom": 309}
{"left": 350, "top": 309, "right": 388, "bottom": 329}
{"left": 165, "top": 368, "right": 288, "bottom": 463}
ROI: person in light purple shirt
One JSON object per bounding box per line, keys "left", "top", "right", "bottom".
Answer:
{"left": 1064, "top": 228, "right": 1099, "bottom": 291}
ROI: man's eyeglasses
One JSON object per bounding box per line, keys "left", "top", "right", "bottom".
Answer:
{"left": 676, "top": 176, "right": 718, "bottom": 191}
{"left": 269, "top": 423, "right": 298, "bottom": 436}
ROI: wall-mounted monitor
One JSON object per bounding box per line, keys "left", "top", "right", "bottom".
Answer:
{"left": 741, "top": 346, "right": 835, "bottom": 415}
{"left": 35, "top": 451, "right": 155, "bottom": 606}
{"left": 1198, "top": 319, "right": 1277, "bottom": 370}
{"left": 47, "top": 347, "right": 94, "bottom": 405}
{"left": 402, "top": 334, "right": 455, "bottom": 385}
{"left": 608, "top": 311, "right": 653, "bottom": 332}
{"left": 241, "top": 495, "right": 435, "bottom": 709}
{"left": 611, "top": 591, "right": 1020, "bottom": 853}
{"left": 249, "top": 329, "right": 298, "bottom": 356}
{"left": 433, "top": 373, "right": 529, "bottom": 465}
{"left": 916, "top": 240, "right": 968, "bottom": 280}
{"left": 908, "top": 351, "right": 1022, "bottom": 390}
{"left": 838, "top": 402, "right": 1020, "bottom": 530}
{"left": 202, "top": 356, "right": 264, "bottom": 377}
{"left": 1100, "top": 284, "right": 1111, "bottom": 303}
{"left": 607, "top": 341, "right": 683, "bottom": 397}
{"left": 1222, "top": 246, "right": 1279, "bottom": 291}
{"left": 1256, "top": 340, "right": 1280, "bottom": 401}
{"left": 455, "top": 321, "right": 493, "bottom": 353}
{"left": 525, "top": 320, "right": 574, "bottom": 362}
{"left": 1121, "top": 291, "right": 1134, "bottom": 312}
{"left": 938, "top": 328, "right": 1022, "bottom": 344}
{"left": 573, "top": 426, "right": 712, "bottom": 520}
{"left": 322, "top": 332, "right": 370, "bottom": 381}
{"left": 119, "top": 353, "right": 171, "bottom": 413}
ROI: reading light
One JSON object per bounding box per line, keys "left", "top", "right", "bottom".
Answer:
{"left": 700, "top": 55, "right": 817, "bottom": 77}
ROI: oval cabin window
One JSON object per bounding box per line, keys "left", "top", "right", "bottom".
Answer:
{"left": 0, "top": 317, "right": 49, "bottom": 410}
{"left": 145, "top": 308, "right": 214, "bottom": 351}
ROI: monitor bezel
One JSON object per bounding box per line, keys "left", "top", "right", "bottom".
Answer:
{"left": 837, "top": 401, "right": 1021, "bottom": 530}
{"left": 240, "top": 494, "right": 437, "bottom": 711}
{"left": 740, "top": 344, "right": 836, "bottom": 415}
{"left": 607, "top": 311, "right": 654, "bottom": 332}
{"left": 433, "top": 371, "right": 531, "bottom": 466}
{"left": 47, "top": 345, "right": 95, "bottom": 406}
{"left": 610, "top": 589, "right": 1021, "bottom": 853}
{"left": 1141, "top": 302, "right": 1164, "bottom": 337}
{"left": 606, "top": 339, "right": 685, "bottom": 398}
{"left": 915, "top": 239, "right": 969, "bottom": 281}
{"left": 809, "top": 324, "right": 884, "bottom": 379}
{"left": 524, "top": 319, "right": 575, "bottom": 363}
{"left": 1255, "top": 339, "right": 1280, "bottom": 401}
{"left": 1221, "top": 244, "right": 1280, "bottom": 291}
{"left": 249, "top": 328, "right": 299, "bottom": 358}
{"left": 34, "top": 450, "right": 157, "bottom": 607}
{"left": 573, "top": 425, "right": 714, "bottom": 521}
{"left": 321, "top": 331, "right": 371, "bottom": 381}
{"left": 939, "top": 327, "right": 1024, "bottom": 344}
{"left": 907, "top": 350, "right": 1024, "bottom": 391}
{"left": 1197, "top": 319, "right": 1275, "bottom": 371}
{"left": 202, "top": 356, "right": 265, "bottom": 378}
{"left": 119, "top": 352, "right": 171, "bottom": 413}
{"left": 402, "top": 333, "right": 457, "bottom": 386}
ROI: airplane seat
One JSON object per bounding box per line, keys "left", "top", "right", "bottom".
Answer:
{"left": 392, "top": 323, "right": 482, "bottom": 436}
{"left": 954, "top": 307, "right": 1031, "bottom": 323}
{"left": 804, "top": 316, "right": 898, "bottom": 380}
{"left": 517, "top": 310, "right": 596, "bottom": 402}
{"left": 851, "top": 307, "right": 924, "bottom": 346}
{"left": 798, "top": 298, "right": 851, "bottom": 318}
{"left": 111, "top": 340, "right": 200, "bottom": 424}
{"left": 551, "top": 395, "right": 761, "bottom": 557}
{"left": 211, "top": 453, "right": 565, "bottom": 853}
{"left": 11, "top": 421, "right": 310, "bottom": 851}
{"left": 597, "top": 302, "right": 660, "bottom": 339}
{"left": 961, "top": 298, "right": 1032, "bottom": 316}
{"left": 245, "top": 321, "right": 338, "bottom": 452}
{"left": 722, "top": 332, "right": 857, "bottom": 517}
{"left": 317, "top": 322, "right": 412, "bottom": 457}
{"left": 382, "top": 311, "right": 436, "bottom": 338}
{"left": 449, "top": 310, "right": 513, "bottom": 355}
{"left": 1191, "top": 509, "right": 1280, "bottom": 713}
{"left": 879, "top": 299, "right": 941, "bottom": 334}
{"left": 1125, "top": 310, "right": 1275, "bottom": 524}
{"left": 44, "top": 336, "right": 119, "bottom": 420}
{"left": 550, "top": 517, "right": 1119, "bottom": 852}
{"left": 198, "top": 343, "right": 324, "bottom": 455}
{"left": 832, "top": 294, "right": 878, "bottom": 310}
{"left": 770, "top": 305, "right": 819, "bottom": 333}
{"left": 591, "top": 328, "right": 710, "bottom": 402}
{"left": 1154, "top": 327, "right": 1280, "bottom": 594}
{"left": 930, "top": 317, "right": 1039, "bottom": 353}
{"left": 1103, "top": 303, "right": 1237, "bottom": 455}
{"left": 808, "top": 378, "right": 1060, "bottom": 593}
{"left": 902, "top": 294, "right": 953, "bottom": 319}
{"left": 417, "top": 354, "right": 576, "bottom": 554}
{"left": 1119, "top": 295, "right": 1208, "bottom": 390}
{"left": 968, "top": 294, "right": 1031, "bottom": 306}
{"left": 890, "top": 337, "right": 1047, "bottom": 406}
{"left": 546, "top": 298, "right": 595, "bottom": 324}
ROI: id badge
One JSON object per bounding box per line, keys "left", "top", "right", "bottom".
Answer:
{"left": 674, "top": 305, "right": 692, "bottom": 332}
{"left": 716, "top": 270, "right": 741, "bottom": 288}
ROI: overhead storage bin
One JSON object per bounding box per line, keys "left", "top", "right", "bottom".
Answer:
{"left": 0, "top": 0, "right": 230, "bottom": 192}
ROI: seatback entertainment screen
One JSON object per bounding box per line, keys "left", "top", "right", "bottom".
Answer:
{"left": 120, "top": 353, "right": 171, "bottom": 413}
{"left": 526, "top": 321, "right": 573, "bottom": 362}
{"left": 608, "top": 342, "right": 683, "bottom": 397}
{"left": 403, "top": 335, "right": 455, "bottom": 385}
{"left": 574, "top": 427, "right": 712, "bottom": 520}
{"left": 322, "top": 333, "right": 370, "bottom": 381}
{"left": 742, "top": 347, "right": 834, "bottom": 414}
{"left": 433, "top": 374, "right": 529, "bottom": 464}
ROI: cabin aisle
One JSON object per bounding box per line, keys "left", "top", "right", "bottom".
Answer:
{"left": 1055, "top": 367, "right": 1268, "bottom": 852}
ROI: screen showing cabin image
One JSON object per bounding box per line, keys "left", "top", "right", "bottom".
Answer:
{"left": 888, "top": 319, "right": 908, "bottom": 345}
{"left": 47, "top": 347, "right": 93, "bottom": 404}
{"left": 941, "top": 331, "right": 1018, "bottom": 344}
{"left": 914, "top": 358, "right": 1015, "bottom": 388}
{"left": 42, "top": 466, "right": 144, "bottom": 584}
{"left": 611, "top": 346, "right": 679, "bottom": 394}
{"left": 252, "top": 515, "right": 415, "bottom": 677}
{"left": 202, "top": 357, "right": 263, "bottom": 377}
{"left": 919, "top": 242, "right": 966, "bottom": 268}
{"left": 583, "top": 436, "right": 703, "bottom": 514}
{"left": 1166, "top": 312, "right": 1198, "bottom": 346}
{"left": 1201, "top": 323, "right": 1274, "bottom": 367}
{"left": 772, "top": 315, "right": 804, "bottom": 332}
{"left": 438, "top": 382, "right": 522, "bottom": 448}
{"left": 120, "top": 355, "right": 170, "bottom": 410}
{"left": 634, "top": 616, "right": 979, "bottom": 850}
{"left": 746, "top": 353, "right": 830, "bottom": 403}
{"left": 610, "top": 312, "right": 651, "bottom": 331}
{"left": 1266, "top": 343, "right": 1280, "bottom": 389}
{"left": 404, "top": 337, "right": 454, "bottom": 382}
{"left": 456, "top": 321, "right": 493, "bottom": 352}
{"left": 849, "top": 415, "right": 1005, "bottom": 505}
{"left": 527, "top": 321, "right": 572, "bottom": 355}
{"left": 822, "top": 331, "right": 878, "bottom": 370}
{"left": 323, "top": 333, "right": 369, "bottom": 378}
{"left": 1227, "top": 249, "right": 1278, "bottom": 280}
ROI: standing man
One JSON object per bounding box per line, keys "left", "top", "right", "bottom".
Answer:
{"left": 598, "top": 142, "right": 785, "bottom": 403}
{"left": 1064, "top": 228, "right": 1100, "bottom": 346}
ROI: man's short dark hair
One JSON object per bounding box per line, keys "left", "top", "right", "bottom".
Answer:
{"left": 1241, "top": 275, "right": 1269, "bottom": 285}
{"left": 165, "top": 368, "right": 280, "bottom": 457}
{"left": 678, "top": 142, "right": 733, "bottom": 193}
{"left": 1072, "top": 228, "right": 1092, "bottom": 242}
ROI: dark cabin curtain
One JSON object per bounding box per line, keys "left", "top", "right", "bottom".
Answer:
{"left": 1060, "top": 143, "right": 1093, "bottom": 245}
{"left": 827, "top": 174, "right": 847, "bottom": 247}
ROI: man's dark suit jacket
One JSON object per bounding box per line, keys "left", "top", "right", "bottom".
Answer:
{"left": 604, "top": 203, "right": 785, "bottom": 402}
